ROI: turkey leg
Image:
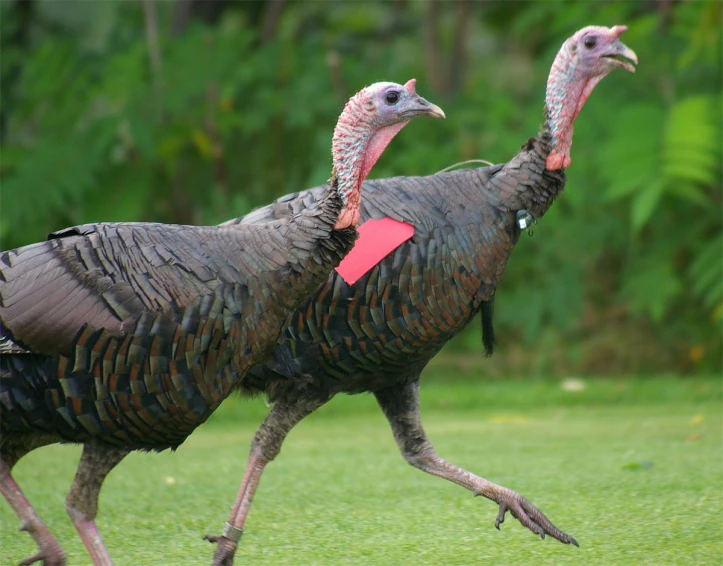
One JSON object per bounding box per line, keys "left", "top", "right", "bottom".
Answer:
{"left": 65, "top": 440, "right": 130, "bottom": 566}
{"left": 0, "top": 456, "right": 67, "bottom": 566}
{"left": 207, "top": 396, "right": 327, "bottom": 566}
{"left": 374, "top": 379, "right": 578, "bottom": 546}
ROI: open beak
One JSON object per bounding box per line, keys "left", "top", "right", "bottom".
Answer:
{"left": 603, "top": 39, "right": 638, "bottom": 73}
{"left": 402, "top": 96, "right": 446, "bottom": 120}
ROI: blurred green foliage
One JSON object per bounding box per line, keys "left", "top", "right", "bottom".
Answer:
{"left": 1, "top": 0, "right": 720, "bottom": 375}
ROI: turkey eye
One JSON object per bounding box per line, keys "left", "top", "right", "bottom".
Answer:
{"left": 385, "top": 92, "right": 400, "bottom": 105}
{"left": 583, "top": 35, "right": 597, "bottom": 49}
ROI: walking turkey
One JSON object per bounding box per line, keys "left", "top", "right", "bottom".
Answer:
{"left": 225, "top": 25, "right": 638, "bottom": 551}
{"left": 0, "top": 81, "right": 445, "bottom": 566}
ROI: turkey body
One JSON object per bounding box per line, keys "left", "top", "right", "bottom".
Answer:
{"left": 236, "top": 135, "right": 564, "bottom": 399}
{"left": 0, "top": 79, "right": 448, "bottom": 566}
{"left": 214, "top": 129, "right": 579, "bottom": 551}
{"left": 198, "top": 26, "right": 636, "bottom": 555}
{"left": 0, "top": 196, "right": 353, "bottom": 452}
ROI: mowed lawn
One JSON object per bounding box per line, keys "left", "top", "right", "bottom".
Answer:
{"left": 2, "top": 371, "right": 721, "bottom": 565}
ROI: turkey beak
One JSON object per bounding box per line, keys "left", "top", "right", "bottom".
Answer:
{"left": 402, "top": 96, "right": 446, "bottom": 120}
{"left": 602, "top": 39, "right": 638, "bottom": 73}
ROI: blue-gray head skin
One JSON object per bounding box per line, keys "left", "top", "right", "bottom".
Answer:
{"left": 545, "top": 25, "right": 638, "bottom": 170}
{"left": 332, "top": 79, "right": 445, "bottom": 229}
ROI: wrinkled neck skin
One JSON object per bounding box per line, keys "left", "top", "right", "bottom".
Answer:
{"left": 331, "top": 96, "right": 409, "bottom": 229}
{"left": 493, "top": 130, "right": 565, "bottom": 223}
{"left": 544, "top": 40, "right": 605, "bottom": 171}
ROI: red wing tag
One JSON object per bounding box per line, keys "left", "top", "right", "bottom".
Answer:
{"left": 335, "top": 217, "right": 415, "bottom": 285}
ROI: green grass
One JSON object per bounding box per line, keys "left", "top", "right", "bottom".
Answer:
{"left": 2, "top": 373, "right": 721, "bottom": 565}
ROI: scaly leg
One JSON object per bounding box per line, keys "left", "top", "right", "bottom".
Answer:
{"left": 374, "top": 379, "right": 578, "bottom": 546}
{"left": 0, "top": 445, "right": 67, "bottom": 566}
{"left": 65, "top": 440, "right": 130, "bottom": 566}
{"left": 206, "top": 397, "right": 327, "bottom": 566}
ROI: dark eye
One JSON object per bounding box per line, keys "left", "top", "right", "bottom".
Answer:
{"left": 385, "top": 91, "right": 400, "bottom": 105}
{"left": 583, "top": 35, "right": 597, "bottom": 49}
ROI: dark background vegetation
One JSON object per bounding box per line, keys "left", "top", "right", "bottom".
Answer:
{"left": 1, "top": 0, "right": 720, "bottom": 376}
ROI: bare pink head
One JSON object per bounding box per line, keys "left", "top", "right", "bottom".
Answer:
{"left": 332, "top": 80, "right": 445, "bottom": 229}
{"left": 545, "top": 25, "right": 637, "bottom": 170}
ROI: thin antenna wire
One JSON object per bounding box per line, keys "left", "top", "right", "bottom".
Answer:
{"left": 436, "top": 159, "right": 495, "bottom": 173}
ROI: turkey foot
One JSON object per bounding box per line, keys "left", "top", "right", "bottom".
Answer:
{"left": 16, "top": 522, "right": 66, "bottom": 566}
{"left": 17, "top": 549, "right": 66, "bottom": 566}
{"left": 17, "top": 550, "right": 65, "bottom": 566}
{"left": 205, "top": 535, "right": 238, "bottom": 566}
{"left": 487, "top": 489, "right": 579, "bottom": 546}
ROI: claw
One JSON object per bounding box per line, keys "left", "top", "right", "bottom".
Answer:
{"left": 495, "top": 503, "right": 507, "bottom": 530}
{"left": 492, "top": 490, "right": 577, "bottom": 546}
{"left": 528, "top": 520, "right": 545, "bottom": 538}
{"left": 204, "top": 534, "right": 221, "bottom": 543}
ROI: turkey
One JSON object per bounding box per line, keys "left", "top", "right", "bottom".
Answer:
{"left": 225, "top": 25, "right": 638, "bottom": 550}
{"left": 0, "top": 81, "right": 445, "bottom": 566}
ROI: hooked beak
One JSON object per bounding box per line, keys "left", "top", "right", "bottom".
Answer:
{"left": 602, "top": 39, "right": 638, "bottom": 73}
{"left": 401, "top": 96, "right": 446, "bottom": 120}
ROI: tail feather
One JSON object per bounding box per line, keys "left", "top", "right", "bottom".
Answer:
{"left": 481, "top": 299, "right": 495, "bottom": 357}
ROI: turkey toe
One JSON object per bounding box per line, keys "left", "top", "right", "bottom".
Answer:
{"left": 495, "top": 491, "right": 576, "bottom": 545}
{"left": 17, "top": 548, "right": 66, "bottom": 566}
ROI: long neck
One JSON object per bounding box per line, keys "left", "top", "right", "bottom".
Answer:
{"left": 543, "top": 39, "right": 606, "bottom": 170}
{"left": 266, "top": 93, "right": 407, "bottom": 309}
{"left": 494, "top": 131, "right": 565, "bottom": 221}
{"left": 489, "top": 48, "right": 585, "bottom": 219}
{"left": 330, "top": 95, "right": 408, "bottom": 229}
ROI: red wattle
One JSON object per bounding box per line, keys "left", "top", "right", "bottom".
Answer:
{"left": 546, "top": 150, "right": 571, "bottom": 171}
